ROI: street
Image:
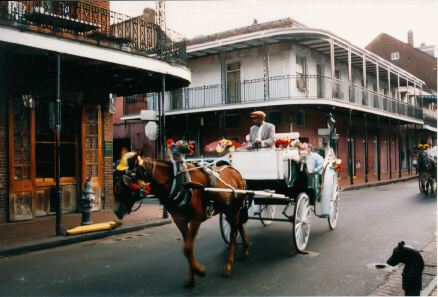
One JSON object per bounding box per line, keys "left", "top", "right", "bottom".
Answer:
{"left": 0, "top": 180, "right": 436, "bottom": 296}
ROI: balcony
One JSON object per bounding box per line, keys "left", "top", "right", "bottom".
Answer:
{"left": 0, "top": 1, "right": 187, "bottom": 66}
{"left": 140, "top": 75, "right": 422, "bottom": 121}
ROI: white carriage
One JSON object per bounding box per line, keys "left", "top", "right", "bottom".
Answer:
{"left": 204, "top": 130, "right": 340, "bottom": 252}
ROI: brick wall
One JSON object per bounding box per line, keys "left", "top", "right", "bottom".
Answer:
{"left": 103, "top": 105, "right": 114, "bottom": 209}
{"left": 85, "top": 1, "right": 110, "bottom": 10}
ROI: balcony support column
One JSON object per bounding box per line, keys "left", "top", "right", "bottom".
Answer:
{"left": 376, "top": 63, "right": 379, "bottom": 109}
{"left": 330, "top": 39, "right": 335, "bottom": 99}
{"left": 348, "top": 110, "right": 353, "bottom": 185}
{"left": 364, "top": 113, "right": 368, "bottom": 183}
{"left": 387, "top": 68, "right": 391, "bottom": 112}
{"left": 220, "top": 49, "right": 226, "bottom": 105}
{"left": 406, "top": 123, "right": 410, "bottom": 175}
{"left": 55, "top": 53, "right": 63, "bottom": 236}
{"left": 389, "top": 118, "right": 392, "bottom": 180}
{"left": 330, "top": 39, "right": 335, "bottom": 79}
{"left": 161, "top": 74, "right": 168, "bottom": 219}
{"left": 348, "top": 47, "right": 352, "bottom": 102}
{"left": 362, "top": 56, "right": 367, "bottom": 106}
{"left": 377, "top": 115, "right": 381, "bottom": 181}
{"left": 398, "top": 121, "right": 402, "bottom": 178}
{"left": 263, "top": 43, "right": 270, "bottom": 101}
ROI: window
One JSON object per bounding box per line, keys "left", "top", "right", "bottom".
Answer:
{"left": 391, "top": 52, "right": 399, "bottom": 60}
{"left": 227, "top": 63, "right": 241, "bottom": 104}
{"left": 220, "top": 114, "right": 240, "bottom": 129}
{"left": 35, "top": 102, "right": 76, "bottom": 179}
{"left": 333, "top": 70, "right": 343, "bottom": 99}
{"left": 296, "top": 111, "right": 305, "bottom": 126}
{"left": 296, "top": 56, "right": 307, "bottom": 91}
{"left": 266, "top": 111, "right": 282, "bottom": 126}
{"left": 317, "top": 64, "right": 323, "bottom": 98}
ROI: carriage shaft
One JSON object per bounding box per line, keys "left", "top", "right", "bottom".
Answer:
{"left": 203, "top": 187, "right": 287, "bottom": 199}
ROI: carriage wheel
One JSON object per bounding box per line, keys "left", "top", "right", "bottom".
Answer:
{"left": 292, "top": 193, "right": 311, "bottom": 253}
{"left": 328, "top": 174, "right": 340, "bottom": 230}
{"left": 219, "top": 213, "right": 242, "bottom": 245}
{"left": 259, "top": 205, "right": 277, "bottom": 226}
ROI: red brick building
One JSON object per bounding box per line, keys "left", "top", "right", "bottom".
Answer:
{"left": 0, "top": 1, "right": 190, "bottom": 224}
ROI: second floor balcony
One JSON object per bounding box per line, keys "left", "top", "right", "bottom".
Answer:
{"left": 147, "top": 75, "right": 423, "bottom": 121}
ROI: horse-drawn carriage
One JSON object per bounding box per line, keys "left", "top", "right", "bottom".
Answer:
{"left": 202, "top": 131, "right": 340, "bottom": 253}
{"left": 112, "top": 118, "right": 341, "bottom": 287}
{"left": 412, "top": 145, "right": 437, "bottom": 195}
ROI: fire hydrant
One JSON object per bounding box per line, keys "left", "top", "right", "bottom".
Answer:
{"left": 81, "top": 178, "right": 95, "bottom": 225}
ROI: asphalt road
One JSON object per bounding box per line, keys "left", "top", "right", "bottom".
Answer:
{"left": 0, "top": 180, "right": 436, "bottom": 296}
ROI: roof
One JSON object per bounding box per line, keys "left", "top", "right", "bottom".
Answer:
{"left": 186, "top": 19, "right": 425, "bottom": 86}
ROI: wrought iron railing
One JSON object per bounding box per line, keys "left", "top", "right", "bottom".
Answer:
{"left": 0, "top": 1, "right": 187, "bottom": 65}
{"left": 143, "top": 75, "right": 422, "bottom": 121}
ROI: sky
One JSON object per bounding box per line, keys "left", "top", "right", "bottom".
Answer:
{"left": 110, "top": 0, "right": 438, "bottom": 49}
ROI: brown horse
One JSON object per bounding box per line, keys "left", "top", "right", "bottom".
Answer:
{"left": 113, "top": 153, "right": 250, "bottom": 288}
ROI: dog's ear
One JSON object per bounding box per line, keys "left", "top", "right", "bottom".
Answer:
{"left": 398, "top": 241, "right": 405, "bottom": 248}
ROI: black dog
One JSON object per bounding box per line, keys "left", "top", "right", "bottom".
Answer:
{"left": 387, "top": 241, "right": 424, "bottom": 296}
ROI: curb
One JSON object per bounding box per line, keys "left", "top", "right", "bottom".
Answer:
{"left": 421, "top": 276, "right": 437, "bottom": 296}
{"left": 340, "top": 176, "right": 417, "bottom": 192}
{"left": 0, "top": 218, "right": 172, "bottom": 257}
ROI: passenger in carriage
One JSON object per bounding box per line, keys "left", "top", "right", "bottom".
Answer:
{"left": 306, "top": 144, "right": 324, "bottom": 174}
{"left": 246, "top": 111, "right": 276, "bottom": 149}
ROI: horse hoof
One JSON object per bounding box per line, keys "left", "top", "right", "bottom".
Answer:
{"left": 223, "top": 265, "right": 232, "bottom": 277}
{"left": 194, "top": 266, "right": 206, "bottom": 277}
{"left": 183, "top": 278, "right": 195, "bottom": 288}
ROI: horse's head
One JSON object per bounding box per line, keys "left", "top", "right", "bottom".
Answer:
{"left": 113, "top": 152, "right": 176, "bottom": 219}
{"left": 411, "top": 149, "right": 420, "bottom": 168}
{"left": 113, "top": 150, "right": 149, "bottom": 219}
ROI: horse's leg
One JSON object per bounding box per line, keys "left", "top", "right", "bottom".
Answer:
{"left": 171, "top": 215, "right": 196, "bottom": 288}
{"left": 181, "top": 216, "right": 205, "bottom": 288}
{"left": 237, "top": 222, "right": 249, "bottom": 256}
{"left": 224, "top": 211, "right": 239, "bottom": 277}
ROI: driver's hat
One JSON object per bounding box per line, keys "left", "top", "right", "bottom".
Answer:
{"left": 250, "top": 111, "right": 266, "bottom": 119}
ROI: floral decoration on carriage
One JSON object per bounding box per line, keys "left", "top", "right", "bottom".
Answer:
{"left": 332, "top": 159, "right": 342, "bottom": 173}
{"left": 167, "top": 139, "right": 195, "bottom": 156}
{"left": 275, "top": 137, "right": 301, "bottom": 150}
{"left": 417, "top": 144, "right": 430, "bottom": 150}
{"left": 216, "top": 139, "right": 236, "bottom": 156}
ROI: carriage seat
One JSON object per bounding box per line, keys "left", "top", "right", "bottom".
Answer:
{"left": 274, "top": 132, "right": 300, "bottom": 140}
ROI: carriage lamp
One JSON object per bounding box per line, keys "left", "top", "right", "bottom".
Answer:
{"left": 81, "top": 179, "right": 96, "bottom": 225}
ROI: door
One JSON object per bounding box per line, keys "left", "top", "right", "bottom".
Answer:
{"left": 317, "top": 64, "right": 323, "bottom": 98}
{"left": 82, "top": 105, "right": 102, "bottom": 210}
{"left": 9, "top": 101, "right": 34, "bottom": 221}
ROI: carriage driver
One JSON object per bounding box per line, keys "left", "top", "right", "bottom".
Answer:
{"left": 246, "top": 111, "right": 276, "bottom": 149}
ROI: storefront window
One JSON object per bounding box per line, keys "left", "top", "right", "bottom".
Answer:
{"left": 35, "top": 102, "right": 76, "bottom": 178}
{"left": 12, "top": 102, "right": 31, "bottom": 181}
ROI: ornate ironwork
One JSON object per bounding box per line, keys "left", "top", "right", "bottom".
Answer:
{"left": 1, "top": 1, "right": 187, "bottom": 66}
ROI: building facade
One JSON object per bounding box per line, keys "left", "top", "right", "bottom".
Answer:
{"left": 116, "top": 19, "right": 429, "bottom": 187}
{"left": 0, "top": 1, "right": 190, "bottom": 223}
{"left": 366, "top": 31, "right": 437, "bottom": 146}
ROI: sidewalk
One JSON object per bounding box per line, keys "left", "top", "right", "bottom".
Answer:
{"left": 0, "top": 202, "right": 171, "bottom": 257}
{"left": 370, "top": 233, "right": 437, "bottom": 296}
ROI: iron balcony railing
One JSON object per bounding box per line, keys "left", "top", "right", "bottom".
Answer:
{"left": 1, "top": 1, "right": 187, "bottom": 65}
{"left": 139, "top": 75, "right": 423, "bottom": 121}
